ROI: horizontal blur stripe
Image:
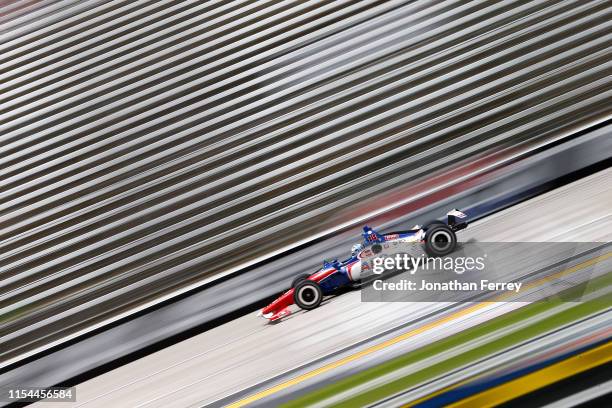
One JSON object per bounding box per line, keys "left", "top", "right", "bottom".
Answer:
{"left": 228, "top": 253, "right": 611, "bottom": 408}
{"left": 406, "top": 331, "right": 612, "bottom": 407}
{"left": 1, "top": 0, "right": 611, "bottom": 364}
{"left": 447, "top": 340, "right": 612, "bottom": 408}
{"left": 227, "top": 297, "right": 492, "bottom": 408}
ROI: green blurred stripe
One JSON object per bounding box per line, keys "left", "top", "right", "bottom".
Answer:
{"left": 284, "top": 271, "right": 612, "bottom": 407}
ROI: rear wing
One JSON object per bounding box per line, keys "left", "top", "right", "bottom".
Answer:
{"left": 446, "top": 209, "right": 468, "bottom": 232}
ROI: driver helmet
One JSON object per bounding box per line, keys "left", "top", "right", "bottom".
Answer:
{"left": 351, "top": 243, "right": 363, "bottom": 257}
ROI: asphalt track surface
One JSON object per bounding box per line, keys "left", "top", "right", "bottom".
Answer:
{"left": 36, "top": 167, "right": 612, "bottom": 408}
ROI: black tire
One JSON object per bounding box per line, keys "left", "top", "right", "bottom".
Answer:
{"left": 293, "top": 280, "right": 323, "bottom": 310}
{"left": 424, "top": 223, "right": 457, "bottom": 257}
{"left": 422, "top": 220, "right": 446, "bottom": 230}
{"left": 291, "top": 273, "right": 310, "bottom": 288}
{"left": 371, "top": 243, "right": 383, "bottom": 254}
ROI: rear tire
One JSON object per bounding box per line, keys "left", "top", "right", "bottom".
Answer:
{"left": 294, "top": 280, "right": 323, "bottom": 310}
{"left": 422, "top": 220, "right": 446, "bottom": 230}
{"left": 291, "top": 273, "right": 310, "bottom": 288}
{"left": 424, "top": 223, "right": 457, "bottom": 257}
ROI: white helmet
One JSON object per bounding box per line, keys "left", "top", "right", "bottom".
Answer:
{"left": 351, "top": 243, "right": 363, "bottom": 257}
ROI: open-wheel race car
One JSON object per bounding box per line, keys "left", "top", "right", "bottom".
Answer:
{"left": 258, "top": 209, "right": 468, "bottom": 322}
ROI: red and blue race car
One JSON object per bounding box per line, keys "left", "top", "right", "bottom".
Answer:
{"left": 258, "top": 209, "right": 467, "bottom": 322}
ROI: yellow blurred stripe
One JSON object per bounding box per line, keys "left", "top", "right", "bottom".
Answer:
{"left": 229, "top": 252, "right": 611, "bottom": 408}
{"left": 227, "top": 301, "right": 490, "bottom": 408}
{"left": 403, "top": 252, "right": 612, "bottom": 407}
{"left": 448, "top": 340, "right": 612, "bottom": 408}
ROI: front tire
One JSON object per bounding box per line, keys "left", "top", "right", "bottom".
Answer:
{"left": 291, "top": 273, "right": 310, "bottom": 288}
{"left": 424, "top": 223, "right": 457, "bottom": 257}
{"left": 294, "top": 280, "right": 323, "bottom": 310}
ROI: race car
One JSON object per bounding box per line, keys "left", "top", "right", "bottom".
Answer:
{"left": 258, "top": 209, "right": 467, "bottom": 322}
